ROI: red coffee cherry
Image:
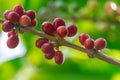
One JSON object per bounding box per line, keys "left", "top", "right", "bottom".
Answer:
{"left": 35, "top": 38, "right": 48, "bottom": 48}
{"left": 54, "top": 51, "right": 64, "bottom": 65}
{"left": 84, "top": 38, "right": 94, "bottom": 49}
{"left": 53, "top": 17, "right": 65, "bottom": 30}
{"left": 4, "top": 10, "right": 13, "bottom": 20}
{"left": 45, "top": 50, "right": 55, "bottom": 59}
{"left": 19, "top": 15, "right": 31, "bottom": 27}
{"left": 41, "top": 42, "right": 54, "bottom": 54}
{"left": 56, "top": 26, "right": 67, "bottom": 38}
{"left": 79, "top": 33, "right": 90, "bottom": 45}
{"left": 14, "top": 4, "right": 24, "bottom": 16}
{"left": 7, "top": 35, "right": 19, "bottom": 49}
{"left": 2, "top": 20, "right": 14, "bottom": 32}
{"left": 8, "top": 29, "right": 17, "bottom": 37}
{"left": 29, "top": 19, "right": 37, "bottom": 27}
{"left": 95, "top": 38, "right": 107, "bottom": 50}
{"left": 41, "top": 21, "right": 55, "bottom": 35}
{"left": 7, "top": 11, "right": 19, "bottom": 23}
{"left": 26, "top": 10, "right": 36, "bottom": 20}
{"left": 67, "top": 24, "right": 77, "bottom": 37}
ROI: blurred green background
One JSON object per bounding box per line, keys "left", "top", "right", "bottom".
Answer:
{"left": 0, "top": 0, "right": 120, "bottom": 80}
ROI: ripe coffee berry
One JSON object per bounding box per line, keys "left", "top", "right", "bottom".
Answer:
{"left": 26, "top": 10, "right": 35, "bottom": 20}
{"left": 7, "top": 35, "right": 19, "bottom": 48}
{"left": 56, "top": 26, "right": 67, "bottom": 38}
{"left": 29, "top": 19, "right": 37, "bottom": 27}
{"left": 79, "top": 33, "right": 90, "bottom": 45}
{"left": 7, "top": 11, "right": 19, "bottom": 23}
{"left": 45, "top": 50, "right": 55, "bottom": 59}
{"left": 8, "top": 29, "right": 17, "bottom": 37}
{"left": 67, "top": 24, "right": 77, "bottom": 37}
{"left": 2, "top": 20, "right": 14, "bottom": 32}
{"left": 4, "top": 10, "right": 13, "bottom": 20}
{"left": 41, "top": 42, "right": 54, "bottom": 54}
{"left": 84, "top": 38, "right": 94, "bottom": 49}
{"left": 95, "top": 38, "right": 107, "bottom": 50}
{"left": 35, "top": 38, "right": 48, "bottom": 48}
{"left": 14, "top": 4, "right": 24, "bottom": 16}
{"left": 41, "top": 21, "right": 55, "bottom": 35}
{"left": 19, "top": 15, "right": 31, "bottom": 27}
{"left": 55, "top": 51, "right": 64, "bottom": 65}
{"left": 53, "top": 17, "right": 65, "bottom": 30}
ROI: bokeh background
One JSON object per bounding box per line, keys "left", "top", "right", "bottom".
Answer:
{"left": 0, "top": 0, "right": 120, "bottom": 80}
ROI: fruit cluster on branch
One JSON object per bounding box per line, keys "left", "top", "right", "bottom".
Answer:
{"left": 2, "top": 4, "right": 36, "bottom": 48}
{"left": 79, "top": 33, "right": 106, "bottom": 50}
{"left": 35, "top": 17, "right": 77, "bottom": 64}
{"left": 1, "top": 4, "right": 120, "bottom": 66}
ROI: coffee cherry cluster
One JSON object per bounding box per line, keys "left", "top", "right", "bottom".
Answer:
{"left": 2, "top": 4, "right": 36, "bottom": 48}
{"left": 41, "top": 17, "right": 77, "bottom": 38}
{"left": 79, "top": 33, "right": 107, "bottom": 50}
{"left": 35, "top": 17, "right": 77, "bottom": 65}
{"left": 35, "top": 38, "right": 64, "bottom": 65}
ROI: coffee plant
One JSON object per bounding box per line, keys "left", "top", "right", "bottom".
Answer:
{"left": 0, "top": 3, "right": 120, "bottom": 67}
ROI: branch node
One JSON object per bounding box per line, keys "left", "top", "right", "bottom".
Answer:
{"left": 87, "top": 49, "right": 98, "bottom": 58}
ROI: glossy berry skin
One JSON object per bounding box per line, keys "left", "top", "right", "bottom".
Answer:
{"left": 84, "top": 38, "right": 94, "bottom": 49}
{"left": 7, "top": 11, "right": 19, "bottom": 22}
{"left": 8, "top": 29, "right": 17, "bottom": 37}
{"left": 79, "top": 33, "right": 90, "bottom": 45}
{"left": 14, "top": 4, "right": 24, "bottom": 16}
{"left": 29, "top": 19, "right": 37, "bottom": 27}
{"left": 55, "top": 51, "right": 64, "bottom": 65}
{"left": 53, "top": 17, "right": 65, "bottom": 30}
{"left": 35, "top": 38, "right": 48, "bottom": 48}
{"left": 26, "top": 10, "right": 35, "bottom": 20}
{"left": 56, "top": 26, "right": 67, "bottom": 38}
{"left": 45, "top": 50, "right": 55, "bottom": 59}
{"left": 41, "top": 21, "right": 55, "bottom": 35}
{"left": 2, "top": 20, "right": 14, "bottom": 32}
{"left": 4, "top": 10, "right": 13, "bottom": 20}
{"left": 7, "top": 35, "right": 19, "bottom": 49}
{"left": 67, "top": 24, "right": 77, "bottom": 37}
{"left": 41, "top": 42, "right": 54, "bottom": 54}
{"left": 19, "top": 15, "right": 31, "bottom": 27}
{"left": 95, "top": 38, "right": 106, "bottom": 50}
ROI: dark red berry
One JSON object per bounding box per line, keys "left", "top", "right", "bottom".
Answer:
{"left": 29, "top": 19, "right": 37, "bottom": 27}
{"left": 4, "top": 10, "right": 13, "bottom": 20}
{"left": 53, "top": 17, "right": 65, "bottom": 30}
{"left": 7, "top": 11, "right": 19, "bottom": 22}
{"left": 14, "top": 4, "right": 24, "bottom": 16}
{"left": 45, "top": 50, "right": 55, "bottom": 59}
{"left": 19, "top": 15, "right": 31, "bottom": 27}
{"left": 26, "top": 10, "right": 35, "bottom": 20}
{"left": 95, "top": 38, "right": 107, "bottom": 50}
{"left": 79, "top": 33, "right": 90, "bottom": 45}
{"left": 84, "top": 38, "right": 94, "bottom": 49}
{"left": 55, "top": 51, "right": 64, "bottom": 65}
{"left": 41, "top": 43, "right": 54, "bottom": 54}
{"left": 7, "top": 35, "right": 19, "bottom": 49}
{"left": 67, "top": 24, "right": 77, "bottom": 37}
{"left": 41, "top": 21, "right": 55, "bottom": 35}
{"left": 2, "top": 20, "right": 14, "bottom": 32}
{"left": 56, "top": 26, "right": 67, "bottom": 38}
{"left": 8, "top": 29, "right": 17, "bottom": 37}
{"left": 35, "top": 38, "right": 48, "bottom": 48}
